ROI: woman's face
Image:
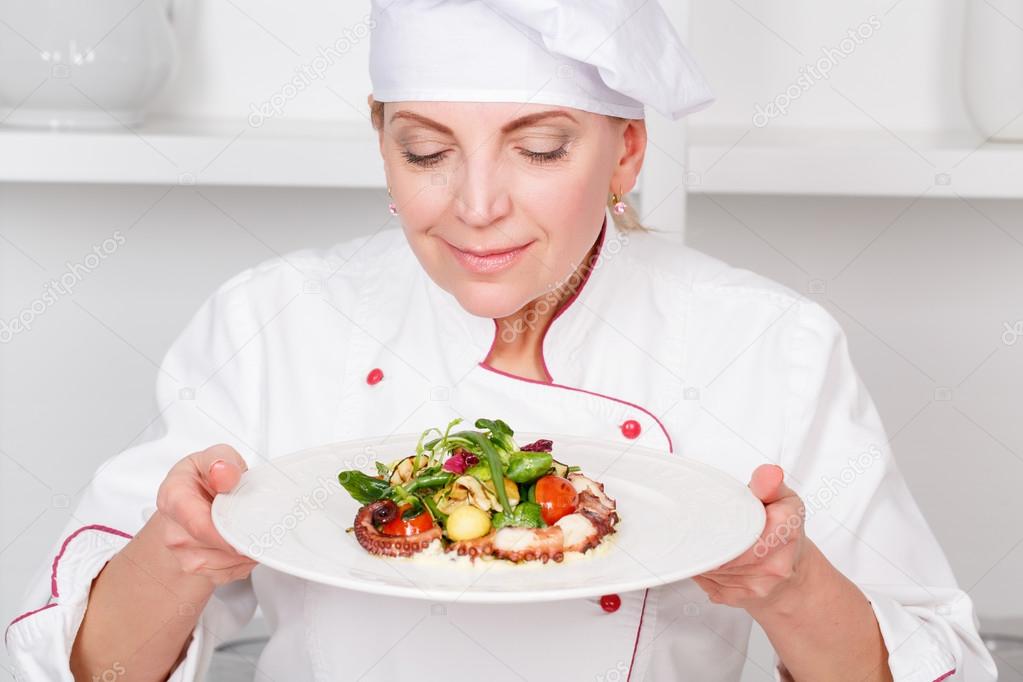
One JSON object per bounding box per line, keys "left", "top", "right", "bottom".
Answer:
{"left": 375, "top": 100, "right": 645, "bottom": 319}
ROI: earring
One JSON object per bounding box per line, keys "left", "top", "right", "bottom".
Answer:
{"left": 610, "top": 186, "right": 627, "bottom": 215}
{"left": 387, "top": 185, "right": 398, "bottom": 215}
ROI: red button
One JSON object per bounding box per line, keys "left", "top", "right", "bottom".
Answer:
{"left": 366, "top": 368, "right": 384, "bottom": 385}
{"left": 620, "top": 419, "right": 641, "bottom": 439}
{"left": 599, "top": 593, "right": 621, "bottom": 613}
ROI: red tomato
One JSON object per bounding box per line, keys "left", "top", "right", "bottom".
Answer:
{"left": 534, "top": 475, "right": 578, "bottom": 525}
{"left": 380, "top": 503, "right": 435, "bottom": 536}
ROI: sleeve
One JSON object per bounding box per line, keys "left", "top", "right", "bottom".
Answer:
{"left": 774, "top": 301, "right": 998, "bottom": 682}
{"left": 4, "top": 269, "right": 267, "bottom": 681}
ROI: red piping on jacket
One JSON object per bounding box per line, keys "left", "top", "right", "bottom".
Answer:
{"left": 50, "top": 524, "right": 132, "bottom": 598}
{"left": 481, "top": 215, "right": 608, "bottom": 385}
{"left": 932, "top": 670, "right": 956, "bottom": 681}
{"left": 625, "top": 588, "right": 650, "bottom": 681}
{"left": 477, "top": 215, "right": 665, "bottom": 678}
{"left": 5, "top": 524, "right": 133, "bottom": 644}
{"left": 5, "top": 603, "right": 57, "bottom": 633}
{"left": 477, "top": 363, "right": 675, "bottom": 454}
{"left": 477, "top": 215, "right": 675, "bottom": 453}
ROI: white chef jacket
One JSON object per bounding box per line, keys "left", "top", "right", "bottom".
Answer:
{"left": 6, "top": 214, "right": 997, "bottom": 682}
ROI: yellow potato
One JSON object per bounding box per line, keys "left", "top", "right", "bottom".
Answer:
{"left": 446, "top": 504, "right": 492, "bottom": 541}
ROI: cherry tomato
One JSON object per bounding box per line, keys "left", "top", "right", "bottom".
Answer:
{"left": 533, "top": 475, "right": 578, "bottom": 525}
{"left": 380, "top": 502, "right": 435, "bottom": 536}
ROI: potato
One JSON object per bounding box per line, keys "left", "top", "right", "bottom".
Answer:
{"left": 446, "top": 504, "right": 492, "bottom": 541}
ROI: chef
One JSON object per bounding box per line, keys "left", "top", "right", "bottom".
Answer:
{"left": 6, "top": 0, "right": 997, "bottom": 680}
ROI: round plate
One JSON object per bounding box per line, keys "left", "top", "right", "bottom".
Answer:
{"left": 212, "top": 432, "right": 766, "bottom": 603}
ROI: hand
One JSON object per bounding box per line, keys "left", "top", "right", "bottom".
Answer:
{"left": 692, "top": 464, "right": 812, "bottom": 613}
{"left": 154, "top": 443, "right": 258, "bottom": 586}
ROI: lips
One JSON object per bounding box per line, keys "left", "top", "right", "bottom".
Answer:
{"left": 451, "top": 244, "right": 529, "bottom": 257}
{"left": 444, "top": 239, "right": 533, "bottom": 274}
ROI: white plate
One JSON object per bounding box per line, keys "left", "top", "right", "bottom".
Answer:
{"left": 212, "top": 432, "right": 766, "bottom": 603}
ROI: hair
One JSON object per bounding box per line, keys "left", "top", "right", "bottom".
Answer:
{"left": 370, "top": 98, "right": 650, "bottom": 233}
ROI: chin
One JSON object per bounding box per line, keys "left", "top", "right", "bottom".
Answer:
{"left": 449, "top": 282, "right": 531, "bottom": 319}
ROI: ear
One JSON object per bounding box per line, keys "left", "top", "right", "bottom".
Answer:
{"left": 609, "top": 118, "right": 647, "bottom": 196}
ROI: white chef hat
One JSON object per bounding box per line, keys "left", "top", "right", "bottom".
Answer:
{"left": 368, "top": 0, "right": 715, "bottom": 120}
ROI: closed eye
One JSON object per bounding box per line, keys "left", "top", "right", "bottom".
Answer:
{"left": 519, "top": 146, "right": 568, "bottom": 165}
{"left": 400, "top": 145, "right": 570, "bottom": 169}
{"left": 401, "top": 149, "right": 447, "bottom": 169}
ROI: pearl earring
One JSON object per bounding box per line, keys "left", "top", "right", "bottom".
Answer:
{"left": 387, "top": 186, "right": 398, "bottom": 215}
{"left": 610, "top": 187, "right": 627, "bottom": 215}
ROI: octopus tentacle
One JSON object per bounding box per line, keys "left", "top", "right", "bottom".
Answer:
{"left": 491, "top": 526, "right": 565, "bottom": 563}
{"left": 446, "top": 530, "right": 497, "bottom": 561}
{"left": 555, "top": 481, "right": 620, "bottom": 553}
{"left": 353, "top": 500, "right": 442, "bottom": 557}
{"left": 576, "top": 489, "right": 619, "bottom": 531}
{"left": 569, "top": 473, "right": 616, "bottom": 511}
{"left": 555, "top": 513, "right": 603, "bottom": 553}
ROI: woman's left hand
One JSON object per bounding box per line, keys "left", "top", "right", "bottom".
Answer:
{"left": 692, "top": 463, "right": 812, "bottom": 613}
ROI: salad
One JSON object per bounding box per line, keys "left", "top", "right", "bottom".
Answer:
{"left": 338, "top": 418, "right": 619, "bottom": 563}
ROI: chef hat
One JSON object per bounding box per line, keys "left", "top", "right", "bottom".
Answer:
{"left": 368, "top": 0, "right": 715, "bottom": 120}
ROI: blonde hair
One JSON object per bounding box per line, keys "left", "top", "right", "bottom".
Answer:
{"left": 370, "top": 98, "right": 649, "bottom": 233}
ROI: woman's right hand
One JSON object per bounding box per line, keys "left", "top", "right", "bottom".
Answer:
{"left": 154, "top": 443, "right": 258, "bottom": 586}
{"left": 71, "top": 444, "right": 256, "bottom": 678}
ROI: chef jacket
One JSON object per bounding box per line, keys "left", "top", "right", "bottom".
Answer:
{"left": 6, "top": 214, "right": 997, "bottom": 681}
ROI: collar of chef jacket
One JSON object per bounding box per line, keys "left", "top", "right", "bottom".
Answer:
{"left": 328, "top": 213, "right": 689, "bottom": 456}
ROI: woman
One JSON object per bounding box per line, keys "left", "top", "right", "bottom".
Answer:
{"left": 6, "top": 1, "right": 996, "bottom": 680}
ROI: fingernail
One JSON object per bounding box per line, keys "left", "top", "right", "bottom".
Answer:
{"left": 209, "top": 459, "right": 226, "bottom": 476}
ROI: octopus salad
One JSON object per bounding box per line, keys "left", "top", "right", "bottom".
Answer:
{"left": 337, "top": 418, "right": 619, "bottom": 564}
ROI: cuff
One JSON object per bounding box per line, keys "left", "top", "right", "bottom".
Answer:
{"left": 861, "top": 587, "right": 959, "bottom": 682}
{"left": 6, "top": 525, "right": 133, "bottom": 681}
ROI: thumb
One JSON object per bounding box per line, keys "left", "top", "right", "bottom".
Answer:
{"left": 748, "top": 464, "right": 792, "bottom": 505}
{"left": 196, "top": 444, "right": 247, "bottom": 495}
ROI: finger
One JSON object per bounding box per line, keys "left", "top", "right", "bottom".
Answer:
{"left": 159, "top": 481, "right": 235, "bottom": 549}
{"left": 207, "top": 459, "right": 244, "bottom": 494}
{"left": 193, "top": 444, "right": 248, "bottom": 495}
{"left": 692, "top": 575, "right": 727, "bottom": 601}
{"left": 749, "top": 464, "right": 796, "bottom": 505}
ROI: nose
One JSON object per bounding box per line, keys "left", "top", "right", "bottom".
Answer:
{"left": 450, "top": 152, "right": 512, "bottom": 229}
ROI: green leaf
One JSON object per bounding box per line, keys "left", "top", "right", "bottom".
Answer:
{"left": 492, "top": 501, "right": 546, "bottom": 529}
{"left": 337, "top": 470, "right": 391, "bottom": 504}
{"left": 505, "top": 451, "right": 553, "bottom": 483}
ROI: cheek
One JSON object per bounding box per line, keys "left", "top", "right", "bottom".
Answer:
{"left": 527, "top": 176, "right": 608, "bottom": 281}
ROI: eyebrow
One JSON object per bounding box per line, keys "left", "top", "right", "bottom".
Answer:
{"left": 388, "top": 109, "right": 579, "bottom": 135}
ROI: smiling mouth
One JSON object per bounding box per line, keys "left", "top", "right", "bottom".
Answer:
{"left": 444, "top": 240, "right": 533, "bottom": 274}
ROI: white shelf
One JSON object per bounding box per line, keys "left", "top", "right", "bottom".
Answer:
{"left": 0, "top": 116, "right": 386, "bottom": 188}
{"left": 687, "top": 126, "right": 1023, "bottom": 199}
{"left": 3, "top": 116, "right": 1022, "bottom": 199}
